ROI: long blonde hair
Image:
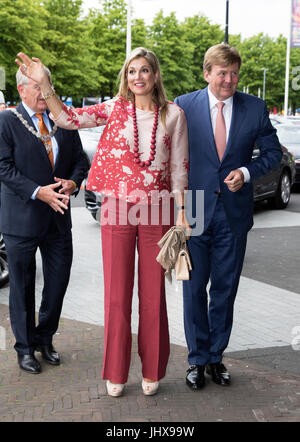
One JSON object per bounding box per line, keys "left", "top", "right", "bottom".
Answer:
{"left": 118, "top": 47, "right": 168, "bottom": 126}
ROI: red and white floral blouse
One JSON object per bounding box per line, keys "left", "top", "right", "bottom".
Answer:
{"left": 54, "top": 96, "right": 189, "bottom": 203}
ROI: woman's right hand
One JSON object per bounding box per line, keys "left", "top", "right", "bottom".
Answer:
{"left": 15, "top": 52, "right": 50, "bottom": 88}
{"left": 16, "top": 52, "right": 64, "bottom": 119}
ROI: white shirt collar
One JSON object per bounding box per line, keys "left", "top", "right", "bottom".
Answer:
{"left": 207, "top": 86, "right": 233, "bottom": 111}
{"left": 22, "top": 101, "right": 48, "bottom": 119}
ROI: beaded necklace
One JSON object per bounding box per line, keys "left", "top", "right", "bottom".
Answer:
{"left": 132, "top": 102, "right": 159, "bottom": 168}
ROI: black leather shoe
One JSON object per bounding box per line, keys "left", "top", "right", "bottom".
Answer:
{"left": 18, "top": 354, "right": 41, "bottom": 374}
{"left": 206, "top": 362, "right": 230, "bottom": 386}
{"left": 186, "top": 365, "right": 205, "bottom": 390}
{"left": 36, "top": 344, "right": 60, "bottom": 365}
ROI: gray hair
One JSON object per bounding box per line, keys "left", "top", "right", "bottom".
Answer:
{"left": 16, "top": 65, "right": 52, "bottom": 86}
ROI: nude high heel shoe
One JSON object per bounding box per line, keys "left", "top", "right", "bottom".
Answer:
{"left": 106, "top": 380, "right": 125, "bottom": 397}
{"left": 142, "top": 379, "right": 160, "bottom": 396}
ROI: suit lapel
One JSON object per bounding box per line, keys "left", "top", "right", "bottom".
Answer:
{"left": 17, "top": 103, "right": 53, "bottom": 167}
{"left": 17, "top": 103, "right": 37, "bottom": 131}
{"left": 202, "top": 87, "right": 215, "bottom": 144}
{"left": 195, "top": 88, "right": 220, "bottom": 164}
{"left": 222, "top": 92, "right": 247, "bottom": 162}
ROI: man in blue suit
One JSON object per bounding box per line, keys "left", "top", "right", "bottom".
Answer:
{"left": 0, "top": 67, "right": 88, "bottom": 373}
{"left": 175, "top": 44, "right": 282, "bottom": 389}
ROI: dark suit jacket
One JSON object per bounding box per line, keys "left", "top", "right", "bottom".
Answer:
{"left": 175, "top": 88, "right": 283, "bottom": 236}
{"left": 0, "top": 103, "right": 88, "bottom": 237}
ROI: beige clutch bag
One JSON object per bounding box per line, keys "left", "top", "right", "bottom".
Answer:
{"left": 174, "top": 245, "right": 192, "bottom": 281}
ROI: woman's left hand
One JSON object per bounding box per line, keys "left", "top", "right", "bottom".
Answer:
{"left": 176, "top": 210, "right": 192, "bottom": 239}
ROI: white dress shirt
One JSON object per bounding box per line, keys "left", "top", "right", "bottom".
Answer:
{"left": 207, "top": 87, "right": 250, "bottom": 183}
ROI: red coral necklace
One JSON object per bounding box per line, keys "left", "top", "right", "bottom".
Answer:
{"left": 132, "top": 101, "right": 159, "bottom": 167}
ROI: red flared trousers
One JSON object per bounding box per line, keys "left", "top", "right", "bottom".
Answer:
{"left": 100, "top": 198, "right": 172, "bottom": 384}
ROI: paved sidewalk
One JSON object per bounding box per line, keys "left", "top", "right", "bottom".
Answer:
{"left": 0, "top": 302, "right": 300, "bottom": 422}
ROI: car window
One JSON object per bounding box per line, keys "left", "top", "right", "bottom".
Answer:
{"left": 276, "top": 126, "right": 300, "bottom": 144}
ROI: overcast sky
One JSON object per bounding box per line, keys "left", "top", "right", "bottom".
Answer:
{"left": 82, "top": 0, "right": 292, "bottom": 39}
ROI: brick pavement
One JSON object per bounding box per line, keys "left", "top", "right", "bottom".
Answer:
{"left": 0, "top": 303, "right": 300, "bottom": 423}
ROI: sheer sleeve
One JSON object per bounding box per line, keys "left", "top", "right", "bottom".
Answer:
{"left": 51, "top": 99, "right": 116, "bottom": 130}
{"left": 170, "top": 107, "right": 189, "bottom": 193}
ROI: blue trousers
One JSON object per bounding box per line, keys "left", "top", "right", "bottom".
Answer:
{"left": 183, "top": 198, "right": 247, "bottom": 365}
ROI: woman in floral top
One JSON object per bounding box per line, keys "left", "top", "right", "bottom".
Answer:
{"left": 17, "top": 47, "right": 189, "bottom": 397}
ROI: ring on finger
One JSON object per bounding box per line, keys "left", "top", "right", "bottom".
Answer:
{"left": 22, "top": 64, "right": 27, "bottom": 72}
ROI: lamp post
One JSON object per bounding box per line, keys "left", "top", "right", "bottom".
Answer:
{"left": 284, "top": 0, "right": 293, "bottom": 119}
{"left": 261, "top": 68, "right": 269, "bottom": 101}
{"left": 126, "top": 0, "right": 132, "bottom": 59}
{"left": 126, "top": 0, "right": 157, "bottom": 58}
{"left": 225, "top": 0, "right": 229, "bottom": 43}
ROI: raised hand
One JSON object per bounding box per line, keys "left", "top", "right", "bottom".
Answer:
{"left": 15, "top": 52, "right": 64, "bottom": 118}
{"left": 15, "top": 52, "right": 50, "bottom": 87}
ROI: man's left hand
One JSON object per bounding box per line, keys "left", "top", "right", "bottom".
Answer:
{"left": 224, "top": 169, "right": 244, "bottom": 192}
{"left": 54, "top": 177, "right": 76, "bottom": 196}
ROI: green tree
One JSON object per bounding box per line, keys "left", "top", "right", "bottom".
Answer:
{"left": 88, "top": 0, "right": 127, "bottom": 98}
{"left": 131, "top": 18, "right": 149, "bottom": 49}
{"left": 42, "top": 0, "right": 99, "bottom": 100}
{"left": 148, "top": 10, "right": 194, "bottom": 100}
{"left": 1, "top": 1, "right": 297, "bottom": 111}
{"left": 236, "top": 34, "right": 300, "bottom": 111}
{"left": 182, "top": 14, "right": 225, "bottom": 91}
{"left": 0, "top": 0, "right": 47, "bottom": 102}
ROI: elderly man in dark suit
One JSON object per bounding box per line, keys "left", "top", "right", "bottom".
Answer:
{"left": 175, "top": 44, "right": 282, "bottom": 390}
{"left": 0, "top": 66, "right": 88, "bottom": 373}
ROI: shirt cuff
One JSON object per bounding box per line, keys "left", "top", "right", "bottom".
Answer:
{"left": 31, "top": 186, "right": 41, "bottom": 200}
{"left": 239, "top": 167, "right": 250, "bottom": 183}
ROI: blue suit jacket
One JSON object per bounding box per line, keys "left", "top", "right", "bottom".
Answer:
{"left": 175, "top": 87, "right": 282, "bottom": 236}
{"left": 0, "top": 103, "right": 88, "bottom": 237}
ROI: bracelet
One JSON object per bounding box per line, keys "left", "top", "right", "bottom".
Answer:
{"left": 70, "top": 180, "right": 77, "bottom": 190}
{"left": 42, "top": 88, "right": 56, "bottom": 100}
{"left": 177, "top": 206, "right": 185, "bottom": 210}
